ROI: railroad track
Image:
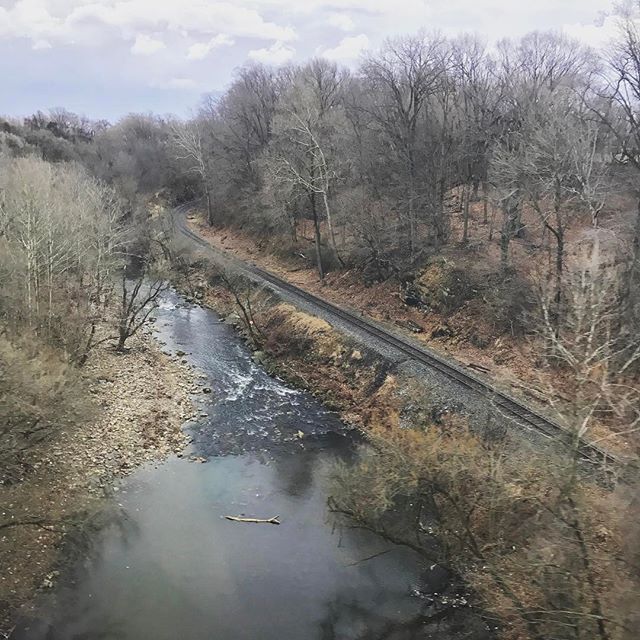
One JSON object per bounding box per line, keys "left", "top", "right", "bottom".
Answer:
{"left": 173, "top": 205, "right": 623, "bottom": 470}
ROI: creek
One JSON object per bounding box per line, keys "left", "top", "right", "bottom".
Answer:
{"left": 14, "top": 290, "right": 481, "bottom": 640}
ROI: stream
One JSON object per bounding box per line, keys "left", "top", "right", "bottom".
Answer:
{"left": 14, "top": 290, "right": 484, "bottom": 640}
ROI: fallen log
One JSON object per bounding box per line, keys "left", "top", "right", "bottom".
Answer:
{"left": 467, "top": 362, "right": 491, "bottom": 373}
{"left": 224, "top": 515, "right": 280, "bottom": 525}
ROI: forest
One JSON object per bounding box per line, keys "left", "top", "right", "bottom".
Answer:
{"left": 1, "top": 11, "right": 640, "bottom": 640}
{"left": 3, "top": 24, "right": 639, "bottom": 449}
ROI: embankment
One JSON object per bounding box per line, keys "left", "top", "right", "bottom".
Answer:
{"left": 179, "top": 261, "right": 639, "bottom": 640}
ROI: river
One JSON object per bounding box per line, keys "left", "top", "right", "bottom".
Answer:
{"left": 14, "top": 290, "right": 486, "bottom": 640}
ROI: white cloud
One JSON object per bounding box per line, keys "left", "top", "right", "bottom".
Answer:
{"left": 32, "top": 38, "right": 52, "bottom": 50}
{"left": 0, "top": 0, "right": 628, "bottom": 120}
{"left": 327, "top": 12, "right": 354, "bottom": 32}
{"left": 131, "top": 33, "right": 165, "bottom": 55}
{"left": 322, "top": 34, "right": 369, "bottom": 62}
{"left": 0, "top": 1, "right": 297, "bottom": 48}
{"left": 187, "top": 33, "right": 234, "bottom": 60}
{"left": 248, "top": 40, "right": 295, "bottom": 65}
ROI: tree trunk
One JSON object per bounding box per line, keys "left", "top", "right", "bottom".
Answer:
{"left": 500, "top": 223, "right": 510, "bottom": 272}
{"left": 500, "top": 200, "right": 518, "bottom": 273}
{"left": 542, "top": 220, "right": 564, "bottom": 336}
{"left": 310, "top": 192, "right": 324, "bottom": 281}
{"left": 117, "top": 325, "right": 127, "bottom": 351}
{"left": 620, "top": 195, "right": 640, "bottom": 324}
{"left": 462, "top": 182, "right": 471, "bottom": 244}
{"left": 407, "top": 180, "right": 416, "bottom": 257}
{"left": 482, "top": 181, "right": 488, "bottom": 224}
{"left": 555, "top": 234, "right": 564, "bottom": 303}
{"left": 321, "top": 189, "right": 344, "bottom": 266}
{"left": 205, "top": 188, "right": 214, "bottom": 226}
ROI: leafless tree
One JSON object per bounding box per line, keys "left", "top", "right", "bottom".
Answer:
{"left": 116, "top": 263, "right": 167, "bottom": 352}
{"left": 172, "top": 119, "right": 215, "bottom": 225}
{"left": 361, "top": 34, "right": 450, "bottom": 254}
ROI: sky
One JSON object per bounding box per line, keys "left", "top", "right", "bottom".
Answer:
{"left": 0, "top": 0, "right": 626, "bottom": 122}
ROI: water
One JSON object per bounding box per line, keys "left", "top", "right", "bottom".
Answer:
{"left": 14, "top": 290, "right": 482, "bottom": 640}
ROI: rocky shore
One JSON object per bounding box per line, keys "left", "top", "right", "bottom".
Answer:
{"left": 0, "top": 330, "right": 196, "bottom": 635}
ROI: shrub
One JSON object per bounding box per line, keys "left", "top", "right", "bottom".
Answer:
{"left": 0, "top": 336, "right": 87, "bottom": 484}
{"left": 483, "top": 273, "right": 535, "bottom": 336}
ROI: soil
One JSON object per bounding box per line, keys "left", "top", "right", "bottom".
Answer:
{"left": 0, "top": 329, "right": 196, "bottom": 635}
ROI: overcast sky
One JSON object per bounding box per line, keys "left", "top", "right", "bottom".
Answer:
{"left": 0, "top": 0, "right": 623, "bottom": 121}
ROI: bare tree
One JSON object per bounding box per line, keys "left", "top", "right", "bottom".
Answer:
{"left": 116, "top": 263, "right": 167, "bottom": 352}
{"left": 590, "top": 6, "right": 640, "bottom": 333}
{"left": 267, "top": 62, "right": 348, "bottom": 278}
{"left": 538, "top": 238, "right": 640, "bottom": 451}
{"left": 362, "top": 34, "right": 450, "bottom": 254}
{"left": 172, "top": 119, "right": 215, "bottom": 225}
{"left": 0, "top": 156, "right": 124, "bottom": 360}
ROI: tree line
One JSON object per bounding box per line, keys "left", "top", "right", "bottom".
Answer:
{"left": 2, "top": 19, "right": 639, "bottom": 436}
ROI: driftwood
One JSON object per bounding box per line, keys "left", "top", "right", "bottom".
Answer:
{"left": 397, "top": 319, "right": 424, "bottom": 334}
{"left": 467, "top": 362, "right": 491, "bottom": 373}
{"left": 224, "top": 515, "right": 281, "bottom": 525}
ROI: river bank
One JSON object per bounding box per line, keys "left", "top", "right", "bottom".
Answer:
{"left": 0, "top": 329, "right": 196, "bottom": 635}
{"left": 176, "top": 258, "right": 639, "bottom": 640}
{"left": 10, "top": 287, "right": 488, "bottom": 640}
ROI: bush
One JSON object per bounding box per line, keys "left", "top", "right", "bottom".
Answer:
{"left": 483, "top": 272, "right": 535, "bottom": 336}
{"left": 0, "top": 336, "right": 86, "bottom": 484}
{"left": 330, "top": 418, "right": 638, "bottom": 640}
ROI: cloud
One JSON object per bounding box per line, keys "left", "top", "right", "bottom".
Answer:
{"left": 131, "top": 33, "right": 165, "bottom": 55}
{"left": 32, "top": 38, "right": 52, "bottom": 50}
{"left": 0, "top": 1, "right": 297, "bottom": 48}
{"left": 248, "top": 40, "right": 295, "bottom": 65}
{"left": 0, "top": 0, "right": 626, "bottom": 121}
{"left": 327, "top": 12, "right": 355, "bottom": 31}
{"left": 187, "top": 33, "right": 234, "bottom": 60}
{"left": 322, "top": 34, "right": 369, "bottom": 62}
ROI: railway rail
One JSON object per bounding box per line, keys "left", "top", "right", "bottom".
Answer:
{"left": 173, "top": 204, "right": 624, "bottom": 471}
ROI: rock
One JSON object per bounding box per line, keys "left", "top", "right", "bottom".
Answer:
{"left": 225, "top": 312, "right": 241, "bottom": 325}
{"left": 397, "top": 319, "right": 424, "bottom": 333}
{"left": 252, "top": 350, "right": 267, "bottom": 365}
{"left": 202, "top": 387, "right": 212, "bottom": 394}
{"left": 431, "top": 324, "right": 454, "bottom": 339}
{"left": 469, "top": 334, "right": 489, "bottom": 349}
{"left": 492, "top": 352, "right": 510, "bottom": 365}
{"left": 176, "top": 350, "right": 186, "bottom": 357}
